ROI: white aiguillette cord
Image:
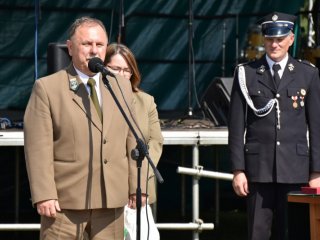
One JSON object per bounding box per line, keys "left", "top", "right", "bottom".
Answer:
{"left": 238, "top": 65, "right": 281, "bottom": 129}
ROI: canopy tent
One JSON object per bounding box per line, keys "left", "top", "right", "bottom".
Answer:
{"left": 0, "top": 0, "right": 304, "bottom": 114}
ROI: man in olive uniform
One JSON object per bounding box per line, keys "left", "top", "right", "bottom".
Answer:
{"left": 228, "top": 12, "right": 320, "bottom": 240}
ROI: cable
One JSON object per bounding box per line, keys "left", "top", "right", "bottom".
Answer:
{"left": 112, "top": 75, "right": 153, "bottom": 239}
{"left": 34, "top": 0, "right": 40, "bottom": 80}
{"left": 188, "top": 0, "right": 206, "bottom": 120}
{"left": 108, "top": 1, "right": 115, "bottom": 42}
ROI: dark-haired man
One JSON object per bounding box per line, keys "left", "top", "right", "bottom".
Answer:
{"left": 24, "top": 16, "right": 147, "bottom": 240}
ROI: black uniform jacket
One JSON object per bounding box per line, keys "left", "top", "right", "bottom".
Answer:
{"left": 228, "top": 54, "right": 320, "bottom": 183}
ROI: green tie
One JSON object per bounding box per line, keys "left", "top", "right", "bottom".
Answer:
{"left": 87, "top": 78, "right": 102, "bottom": 121}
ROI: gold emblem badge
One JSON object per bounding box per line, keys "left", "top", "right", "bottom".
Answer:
{"left": 300, "top": 89, "right": 306, "bottom": 96}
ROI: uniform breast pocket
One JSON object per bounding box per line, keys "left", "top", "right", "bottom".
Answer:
{"left": 248, "top": 87, "right": 271, "bottom": 108}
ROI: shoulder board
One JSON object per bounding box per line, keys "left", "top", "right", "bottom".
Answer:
{"left": 236, "top": 60, "right": 252, "bottom": 68}
{"left": 297, "top": 59, "right": 316, "bottom": 68}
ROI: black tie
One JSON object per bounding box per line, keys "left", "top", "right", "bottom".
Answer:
{"left": 272, "top": 64, "right": 281, "bottom": 87}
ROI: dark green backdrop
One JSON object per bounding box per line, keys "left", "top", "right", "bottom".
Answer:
{"left": 0, "top": 0, "right": 304, "bottom": 112}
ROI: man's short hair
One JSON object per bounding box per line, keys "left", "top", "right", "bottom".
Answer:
{"left": 68, "top": 16, "right": 108, "bottom": 39}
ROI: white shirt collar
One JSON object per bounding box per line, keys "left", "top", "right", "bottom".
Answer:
{"left": 266, "top": 54, "right": 288, "bottom": 78}
{"left": 73, "top": 65, "right": 101, "bottom": 87}
{"left": 73, "top": 65, "right": 102, "bottom": 104}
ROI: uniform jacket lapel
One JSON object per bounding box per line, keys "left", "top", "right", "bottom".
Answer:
{"left": 100, "top": 76, "right": 116, "bottom": 136}
{"left": 277, "top": 56, "right": 295, "bottom": 91}
{"left": 66, "top": 64, "right": 102, "bottom": 132}
{"left": 256, "top": 56, "right": 277, "bottom": 93}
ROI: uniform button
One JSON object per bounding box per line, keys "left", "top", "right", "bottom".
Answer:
{"left": 104, "top": 159, "right": 108, "bottom": 164}
{"left": 103, "top": 139, "right": 107, "bottom": 144}
{"left": 277, "top": 141, "right": 280, "bottom": 146}
{"left": 276, "top": 93, "right": 280, "bottom": 98}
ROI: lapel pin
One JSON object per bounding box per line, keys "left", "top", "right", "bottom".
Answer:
{"left": 69, "top": 78, "right": 79, "bottom": 91}
{"left": 288, "top": 63, "right": 294, "bottom": 71}
{"left": 258, "top": 65, "right": 265, "bottom": 73}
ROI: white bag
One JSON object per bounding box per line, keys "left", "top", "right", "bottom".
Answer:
{"left": 124, "top": 204, "right": 160, "bottom": 240}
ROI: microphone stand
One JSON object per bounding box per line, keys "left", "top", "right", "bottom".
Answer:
{"left": 102, "top": 74, "right": 164, "bottom": 240}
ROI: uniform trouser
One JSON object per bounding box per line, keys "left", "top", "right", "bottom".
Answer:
{"left": 247, "top": 182, "right": 308, "bottom": 240}
{"left": 40, "top": 207, "right": 124, "bottom": 240}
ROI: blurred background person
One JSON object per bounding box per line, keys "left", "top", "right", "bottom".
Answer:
{"left": 105, "top": 43, "right": 163, "bottom": 209}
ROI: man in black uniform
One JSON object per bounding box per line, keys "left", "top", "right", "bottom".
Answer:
{"left": 228, "top": 12, "right": 320, "bottom": 240}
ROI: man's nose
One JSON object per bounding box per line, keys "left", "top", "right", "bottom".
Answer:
{"left": 271, "top": 40, "right": 278, "bottom": 47}
{"left": 91, "top": 44, "right": 98, "bottom": 54}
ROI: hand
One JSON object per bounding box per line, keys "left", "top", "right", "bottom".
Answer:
{"left": 127, "top": 194, "right": 147, "bottom": 209}
{"left": 36, "top": 199, "right": 61, "bottom": 218}
{"left": 309, "top": 172, "right": 320, "bottom": 188}
{"left": 232, "top": 171, "right": 249, "bottom": 197}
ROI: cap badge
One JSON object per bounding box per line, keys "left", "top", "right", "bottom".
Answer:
{"left": 272, "top": 14, "right": 278, "bottom": 22}
{"left": 288, "top": 63, "right": 294, "bottom": 71}
{"left": 69, "top": 78, "right": 79, "bottom": 91}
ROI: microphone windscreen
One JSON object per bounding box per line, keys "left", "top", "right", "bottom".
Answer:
{"left": 88, "top": 57, "right": 104, "bottom": 73}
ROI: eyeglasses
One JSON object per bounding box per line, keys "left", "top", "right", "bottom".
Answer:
{"left": 107, "top": 65, "right": 132, "bottom": 77}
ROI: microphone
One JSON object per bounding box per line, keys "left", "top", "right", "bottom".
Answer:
{"left": 88, "top": 57, "right": 114, "bottom": 77}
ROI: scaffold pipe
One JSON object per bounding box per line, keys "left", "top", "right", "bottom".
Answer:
{"left": 177, "top": 166, "right": 233, "bottom": 181}
{"left": 0, "top": 224, "right": 40, "bottom": 231}
{"left": 156, "top": 222, "right": 214, "bottom": 230}
{"left": 0, "top": 222, "right": 214, "bottom": 231}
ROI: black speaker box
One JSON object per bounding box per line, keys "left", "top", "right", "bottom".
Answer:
{"left": 201, "top": 77, "right": 233, "bottom": 126}
{"left": 47, "top": 42, "right": 71, "bottom": 74}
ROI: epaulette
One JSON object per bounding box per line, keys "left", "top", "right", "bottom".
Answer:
{"left": 297, "top": 59, "right": 316, "bottom": 68}
{"left": 236, "top": 60, "right": 252, "bottom": 68}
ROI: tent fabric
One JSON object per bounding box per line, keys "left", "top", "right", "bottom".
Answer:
{"left": 0, "top": 0, "right": 303, "bottom": 111}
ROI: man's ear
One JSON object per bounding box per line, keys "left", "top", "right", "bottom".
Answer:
{"left": 66, "top": 40, "right": 72, "bottom": 57}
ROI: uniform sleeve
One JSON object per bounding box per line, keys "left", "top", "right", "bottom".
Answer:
{"left": 306, "top": 67, "right": 320, "bottom": 172}
{"left": 145, "top": 97, "right": 163, "bottom": 200}
{"left": 128, "top": 93, "right": 164, "bottom": 198}
{"left": 146, "top": 96, "right": 163, "bottom": 169}
{"left": 228, "top": 67, "right": 247, "bottom": 172}
{"left": 24, "top": 80, "right": 58, "bottom": 205}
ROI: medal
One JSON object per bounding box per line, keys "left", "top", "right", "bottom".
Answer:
{"left": 292, "top": 96, "right": 298, "bottom": 109}
{"left": 300, "top": 95, "right": 305, "bottom": 107}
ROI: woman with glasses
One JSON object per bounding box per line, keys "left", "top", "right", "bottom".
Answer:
{"left": 105, "top": 43, "right": 163, "bottom": 211}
